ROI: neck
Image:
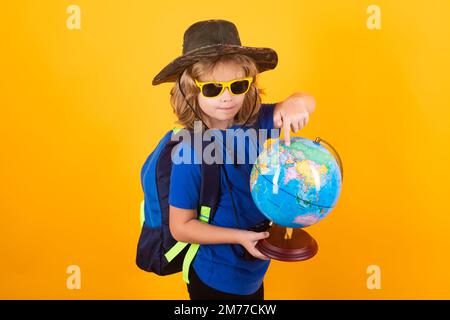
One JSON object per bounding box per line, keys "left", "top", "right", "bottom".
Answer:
{"left": 204, "top": 117, "right": 234, "bottom": 130}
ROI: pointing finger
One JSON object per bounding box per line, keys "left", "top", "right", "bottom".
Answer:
{"left": 283, "top": 119, "right": 291, "bottom": 146}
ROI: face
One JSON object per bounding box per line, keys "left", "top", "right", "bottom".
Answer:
{"left": 196, "top": 61, "right": 247, "bottom": 130}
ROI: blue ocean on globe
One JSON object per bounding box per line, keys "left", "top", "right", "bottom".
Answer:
{"left": 250, "top": 137, "right": 342, "bottom": 228}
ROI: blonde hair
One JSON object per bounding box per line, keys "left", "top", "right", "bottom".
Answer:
{"left": 170, "top": 54, "right": 266, "bottom": 130}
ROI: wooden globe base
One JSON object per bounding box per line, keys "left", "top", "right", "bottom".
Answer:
{"left": 256, "top": 223, "right": 318, "bottom": 262}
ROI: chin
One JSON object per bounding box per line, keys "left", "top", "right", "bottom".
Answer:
{"left": 213, "top": 112, "right": 237, "bottom": 120}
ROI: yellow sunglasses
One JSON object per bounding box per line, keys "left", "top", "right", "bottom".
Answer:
{"left": 194, "top": 77, "right": 253, "bottom": 98}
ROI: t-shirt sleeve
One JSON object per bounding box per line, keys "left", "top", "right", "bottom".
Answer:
{"left": 168, "top": 142, "right": 201, "bottom": 210}
{"left": 258, "top": 103, "right": 277, "bottom": 130}
{"left": 258, "top": 103, "right": 281, "bottom": 139}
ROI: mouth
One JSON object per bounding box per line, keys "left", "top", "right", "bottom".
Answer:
{"left": 217, "top": 105, "right": 235, "bottom": 111}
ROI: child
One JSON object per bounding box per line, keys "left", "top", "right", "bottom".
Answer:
{"left": 152, "top": 19, "right": 315, "bottom": 300}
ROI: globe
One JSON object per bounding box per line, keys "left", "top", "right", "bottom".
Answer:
{"left": 250, "top": 137, "right": 342, "bottom": 228}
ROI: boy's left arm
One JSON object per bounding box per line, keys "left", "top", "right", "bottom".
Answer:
{"left": 273, "top": 92, "right": 316, "bottom": 146}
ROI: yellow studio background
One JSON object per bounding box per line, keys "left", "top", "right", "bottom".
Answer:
{"left": 1, "top": 0, "right": 450, "bottom": 299}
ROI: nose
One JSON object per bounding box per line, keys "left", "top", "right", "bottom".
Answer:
{"left": 220, "top": 87, "right": 232, "bottom": 100}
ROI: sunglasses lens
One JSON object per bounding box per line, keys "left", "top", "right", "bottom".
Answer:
{"left": 230, "top": 80, "right": 250, "bottom": 94}
{"left": 202, "top": 83, "right": 223, "bottom": 97}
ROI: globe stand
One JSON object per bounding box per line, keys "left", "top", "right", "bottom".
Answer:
{"left": 256, "top": 223, "right": 318, "bottom": 261}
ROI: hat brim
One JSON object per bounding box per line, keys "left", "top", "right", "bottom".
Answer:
{"left": 152, "top": 44, "right": 278, "bottom": 85}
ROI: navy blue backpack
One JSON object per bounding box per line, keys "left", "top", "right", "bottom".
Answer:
{"left": 136, "top": 128, "right": 222, "bottom": 284}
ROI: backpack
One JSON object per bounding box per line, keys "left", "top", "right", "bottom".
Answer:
{"left": 135, "top": 127, "right": 222, "bottom": 284}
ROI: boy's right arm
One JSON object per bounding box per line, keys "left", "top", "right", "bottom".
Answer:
{"left": 169, "top": 205, "right": 270, "bottom": 260}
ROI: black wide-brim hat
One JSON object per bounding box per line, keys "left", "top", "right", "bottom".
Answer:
{"left": 152, "top": 19, "right": 278, "bottom": 85}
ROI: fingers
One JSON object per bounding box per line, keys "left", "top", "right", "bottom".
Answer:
{"left": 252, "top": 231, "right": 270, "bottom": 241}
{"left": 273, "top": 111, "right": 282, "bottom": 128}
{"left": 250, "top": 247, "right": 270, "bottom": 261}
{"left": 282, "top": 112, "right": 310, "bottom": 143}
{"left": 301, "top": 112, "right": 309, "bottom": 129}
{"left": 294, "top": 112, "right": 309, "bottom": 132}
{"left": 246, "top": 245, "right": 270, "bottom": 260}
{"left": 283, "top": 120, "right": 291, "bottom": 146}
{"left": 291, "top": 121, "right": 299, "bottom": 133}
{"left": 243, "top": 232, "right": 271, "bottom": 260}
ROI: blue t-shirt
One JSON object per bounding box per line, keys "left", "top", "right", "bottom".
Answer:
{"left": 169, "top": 103, "right": 280, "bottom": 295}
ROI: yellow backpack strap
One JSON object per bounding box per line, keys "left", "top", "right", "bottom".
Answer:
{"left": 165, "top": 241, "right": 189, "bottom": 262}
{"left": 140, "top": 200, "right": 145, "bottom": 227}
{"left": 198, "top": 206, "right": 211, "bottom": 223}
{"left": 172, "top": 126, "right": 182, "bottom": 135}
{"left": 181, "top": 205, "right": 211, "bottom": 284}
{"left": 182, "top": 244, "right": 200, "bottom": 284}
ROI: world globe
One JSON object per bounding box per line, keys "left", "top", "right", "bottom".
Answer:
{"left": 250, "top": 137, "right": 343, "bottom": 228}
